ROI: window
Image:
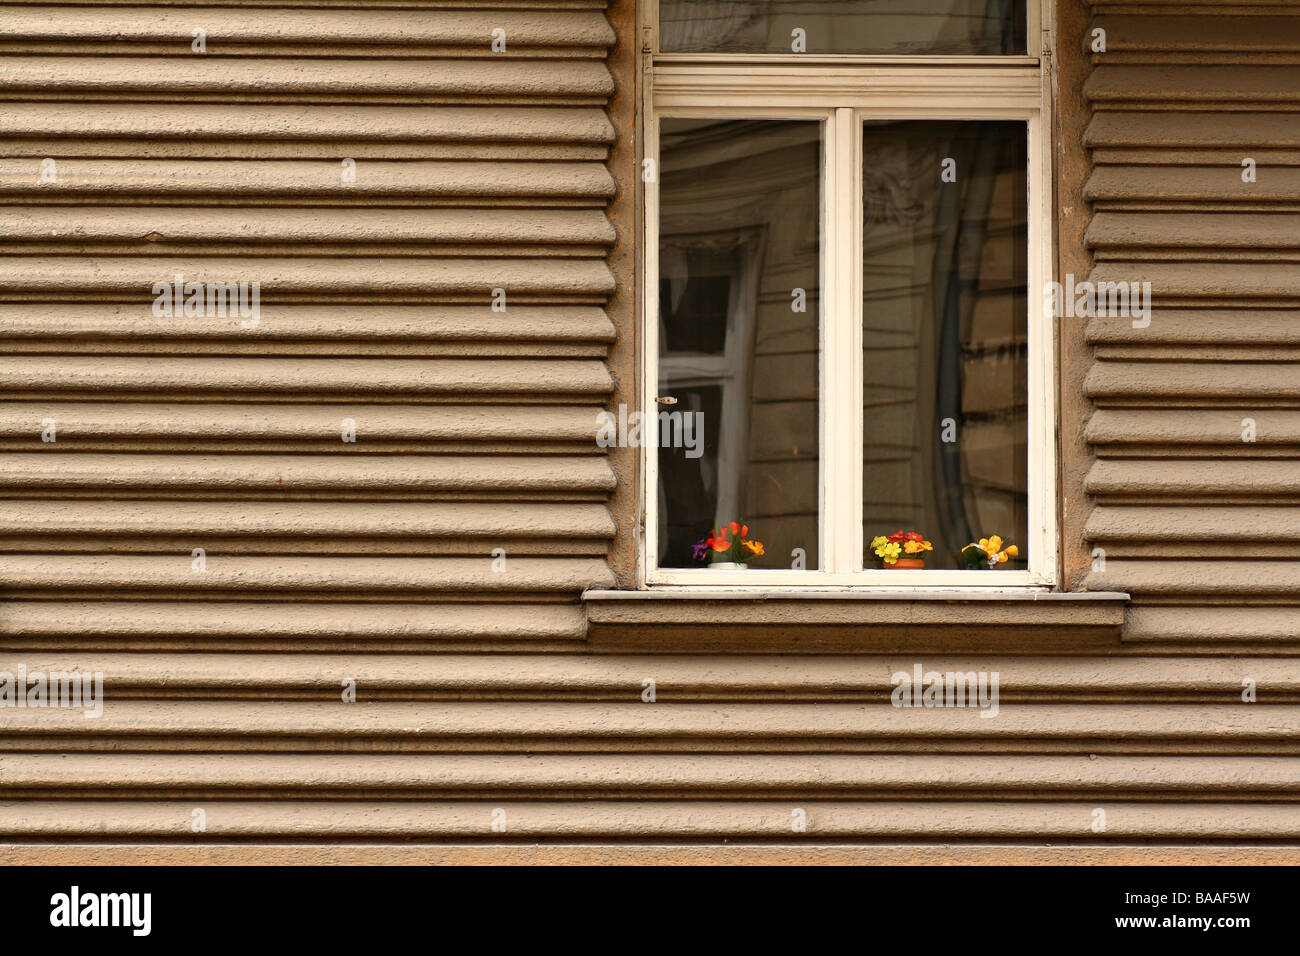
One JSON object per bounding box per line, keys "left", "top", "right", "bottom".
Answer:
{"left": 659, "top": 0, "right": 1028, "bottom": 55}
{"left": 642, "top": 0, "right": 1056, "bottom": 587}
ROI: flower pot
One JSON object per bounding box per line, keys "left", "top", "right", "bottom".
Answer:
{"left": 708, "top": 562, "right": 749, "bottom": 570}
{"left": 884, "top": 558, "right": 926, "bottom": 569}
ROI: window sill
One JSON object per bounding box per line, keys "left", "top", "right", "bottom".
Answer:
{"left": 582, "top": 588, "right": 1130, "bottom": 652}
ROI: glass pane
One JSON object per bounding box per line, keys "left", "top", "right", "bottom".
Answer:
{"left": 861, "top": 120, "right": 1027, "bottom": 571}
{"left": 657, "top": 119, "right": 821, "bottom": 570}
{"left": 660, "top": 0, "right": 1026, "bottom": 55}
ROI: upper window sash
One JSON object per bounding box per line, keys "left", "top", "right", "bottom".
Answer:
{"left": 649, "top": 0, "right": 1044, "bottom": 60}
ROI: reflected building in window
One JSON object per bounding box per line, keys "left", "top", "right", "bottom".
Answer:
{"left": 657, "top": 119, "right": 821, "bottom": 568}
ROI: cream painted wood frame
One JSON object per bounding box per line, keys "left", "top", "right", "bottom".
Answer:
{"left": 639, "top": 1, "right": 1057, "bottom": 588}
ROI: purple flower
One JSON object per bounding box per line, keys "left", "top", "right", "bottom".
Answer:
{"left": 691, "top": 538, "right": 708, "bottom": 561}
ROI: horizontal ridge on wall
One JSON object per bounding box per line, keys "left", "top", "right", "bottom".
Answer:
{"left": 7, "top": 800, "right": 1300, "bottom": 843}
{"left": 0, "top": 602, "right": 590, "bottom": 650}
{"left": 0, "top": 6, "right": 617, "bottom": 59}
{"left": 1, "top": 653, "right": 1294, "bottom": 699}
{"left": 6, "top": 700, "right": 1292, "bottom": 750}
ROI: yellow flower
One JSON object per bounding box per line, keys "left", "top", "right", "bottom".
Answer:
{"left": 1004, "top": 544, "right": 1019, "bottom": 558}
{"left": 870, "top": 536, "right": 888, "bottom": 551}
{"left": 987, "top": 535, "right": 1003, "bottom": 554}
{"left": 904, "top": 540, "right": 925, "bottom": 554}
{"left": 743, "top": 539, "right": 765, "bottom": 557}
{"left": 978, "top": 538, "right": 990, "bottom": 552}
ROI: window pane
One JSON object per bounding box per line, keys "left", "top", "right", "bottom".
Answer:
{"left": 861, "top": 120, "right": 1027, "bottom": 570}
{"left": 657, "top": 119, "right": 821, "bottom": 569}
{"left": 660, "top": 0, "right": 1026, "bottom": 55}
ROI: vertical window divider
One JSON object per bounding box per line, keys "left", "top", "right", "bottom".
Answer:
{"left": 848, "top": 108, "right": 865, "bottom": 573}
{"left": 641, "top": 111, "right": 661, "bottom": 579}
{"left": 821, "top": 107, "right": 863, "bottom": 574}
{"left": 1028, "top": 106, "right": 1059, "bottom": 586}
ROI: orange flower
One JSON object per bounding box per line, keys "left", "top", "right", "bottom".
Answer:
{"left": 743, "top": 540, "right": 765, "bottom": 557}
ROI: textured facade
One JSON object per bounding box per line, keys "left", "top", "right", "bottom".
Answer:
{"left": 1, "top": 0, "right": 1299, "bottom": 863}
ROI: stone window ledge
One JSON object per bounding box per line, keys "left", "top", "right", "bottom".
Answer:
{"left": 582, "top": 589, "right": 1130, "bottom": 652}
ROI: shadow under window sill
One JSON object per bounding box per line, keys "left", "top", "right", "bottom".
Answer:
{"left": 581, "top": 588, "right": 1130, "bottom": 652}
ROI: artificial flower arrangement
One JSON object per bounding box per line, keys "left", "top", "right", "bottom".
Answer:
{"left": 694, "top": 521, "right": 765, "bottom": 568}
{"left": 960, "top": 535, "right": 1019, "bottom": 569}
{"left": 870, "top": 530, "right": 933, "bottom": 568}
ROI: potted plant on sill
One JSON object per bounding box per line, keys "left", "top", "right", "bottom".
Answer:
{"left": 870, "top": 530, "right": 934, "bottom": 569}
{"left": 959, "top": 535, "right": 1019, "bottom": 569}
{"left": 694, "top": 521, "right": 765, "bottom": 570}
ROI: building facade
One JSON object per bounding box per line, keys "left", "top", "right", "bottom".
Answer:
{"left": 2, "top": 0, "right": 1298, "bottom": 863}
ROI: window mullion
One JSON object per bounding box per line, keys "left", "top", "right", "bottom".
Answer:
{"left": 642, "top": 110, "right": 660, "bottom": 580}
{"left": 1029, "top": 109, "right": 1058, "bottom": 585}
{"left": 822, "top": 106, "right": 862, "bottom": 574}
{"left": 846, "top": 107, "right": 864, "bottom": 572}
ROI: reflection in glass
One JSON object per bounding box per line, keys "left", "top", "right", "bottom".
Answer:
{"left": 660, "top": 0, "right": 1026, "bottom": 55}
{"left": 861, "top": 120, "right": 1028, "bottom": 570}
{"left": 657, "top": 119, "right": 821, "bottom": 569}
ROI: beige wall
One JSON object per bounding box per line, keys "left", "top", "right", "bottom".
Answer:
{"left": 1, "top": 0, "right": 1298, "bottom": 861}
{"left": 1075, "top": 1, "right": 1300, "bottom": 649}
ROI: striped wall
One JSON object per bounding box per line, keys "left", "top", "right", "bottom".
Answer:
{"left": 1080, "top": 0, "right": 1300, "bottom": 646}
{"left": 1, "top": 0, "right": 1299, "bottom": 857}
{"left": 0, "top": 0, "right": 627, "bottom": 839}
{"left": 0, "top": 1, "right": 620, "bottom": 654}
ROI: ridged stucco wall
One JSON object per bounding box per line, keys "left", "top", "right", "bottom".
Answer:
{"left": 1, "top": 1, "right": 1298, "bottom": 859}
{"left": 0, "top": 1, "right": 622, "bottom": 650}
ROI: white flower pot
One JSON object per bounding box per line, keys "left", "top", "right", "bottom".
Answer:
{"left": 708, "top": 562, "right": 749, "bottom": 570}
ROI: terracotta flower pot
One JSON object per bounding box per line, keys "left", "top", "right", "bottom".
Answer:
{"left": 885, "top": 557, "right": 926, "bottom": 569}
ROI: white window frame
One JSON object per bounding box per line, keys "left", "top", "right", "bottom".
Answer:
{"left": 639, "top": 0, "right": 1057, "bottom": 589}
